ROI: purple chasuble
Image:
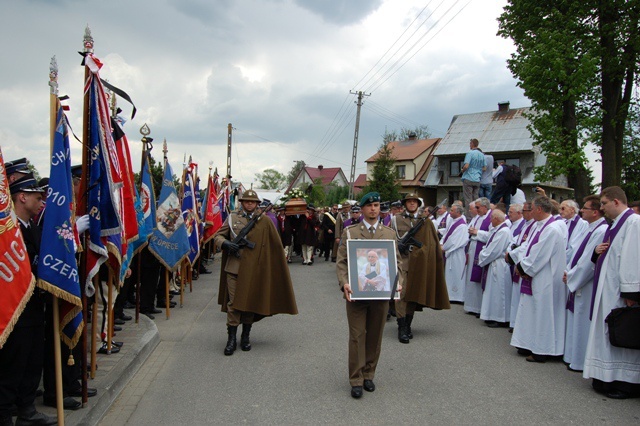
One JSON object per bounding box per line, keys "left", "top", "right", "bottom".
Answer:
{"left": 470, "top": 210, "right": 492, "bottom": 282}
{"left": 589, "top": 209, "right": 634, "bottom": 319}
{"left": 565, "top": 220, "right": 607, "bottom": 312}
{"left": 383, "top": 215, "right": 392, "bottom": 226}
{"left": 520, "top": 216, "right": 557, "bottom": 295}
{"left": 267, "top": 211, "right": 278, "bottom": 229}
{"left": 480, "top": 222, "right": 508, "bottom": 291}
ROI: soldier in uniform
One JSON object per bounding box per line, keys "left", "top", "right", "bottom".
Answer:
{"left": 336, "top": 192, "right": 402, "bottom": 399}
{"left": 391, "top": 193, "right": 450, "bottom": 344}
{"left": 213, "top": 190, "right": 298, "bottom": 356}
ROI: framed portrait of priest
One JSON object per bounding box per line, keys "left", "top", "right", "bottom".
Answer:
{"left": 346, "top": 239, "right": 399, "bottom": 300}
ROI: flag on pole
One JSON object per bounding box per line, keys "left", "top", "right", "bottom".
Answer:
{"left": 181, "top": 166, "right": 200, "bottom": 266}
{"left": 83, "top": 54, "right": 124, "bottom": 295}
{"left": 202, "top": 172, "right": 224, "bottom": 243}
{"left": 38, "top": 106, "right": 83, "bottom": 348}
{"left": 148, "top": 160, "right": 190, "bottom": 270}
{"left": 0, "top": 148, "right": 36, "bottom": 349}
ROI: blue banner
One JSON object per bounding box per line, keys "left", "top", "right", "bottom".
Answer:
{"left": 148, "top": 161, "right": 190, "bottom": 270}
{"left": 38, "top": 106, "right": 83, "bottom": 348}
{"left": 182, "top": 170, "right": 201, "bottom": 266}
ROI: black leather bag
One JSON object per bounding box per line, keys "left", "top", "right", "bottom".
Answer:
{"left": 605, "top": 306, "right": 640, "bottom": 350}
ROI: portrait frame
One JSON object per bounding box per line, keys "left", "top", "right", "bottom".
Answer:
{"left": 346, "top": 239, "right": 399, "bottom": 300}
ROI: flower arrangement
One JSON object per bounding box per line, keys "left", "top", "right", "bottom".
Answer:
{"left": 285, "top": 187, "right": 306, "bottom": 201}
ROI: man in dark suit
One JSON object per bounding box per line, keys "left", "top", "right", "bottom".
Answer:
{"left": 0, "top": 172, "right": 56, "bottom": 426}
{"left": 336, "top": 192, "right": 402, "bottom": 399}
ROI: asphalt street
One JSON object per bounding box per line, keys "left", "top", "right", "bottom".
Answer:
{"left": 101, "top": 254, "right": 640, "bottom": 425}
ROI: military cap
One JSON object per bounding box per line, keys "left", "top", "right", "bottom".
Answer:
{"left": 9, "top": 172, "right": 46, "bottom": 195}
{"left": 401, "top": 193, "right": 423, "bottom": 207}
{"left": 359, "top": 192, "right": 380, "bottom": 207}
{"left": 351, "top": 205, "right": 361, "bottom": 213}
{"left": 38, "top": 177, "right": 50, "bottom": 191}
{"left": 71, "top": 165, "right": 83, "bottom": 179}
{"left": 307, "top": 203, "right": 316, "bottom": 211}
{"left": 239, "top": 189, "right": 261, "bottom": 202}
{"left": 390, "top": 200, "right": 402, "bottom": 209}
{"left": 380, "top": 201, "right": 390, "bottom": 213}
{"left": 259, "top": 198, "right": 271, "bottom": 208}
{"left": 6, "top": 158, "right": 29, "bottom": 176}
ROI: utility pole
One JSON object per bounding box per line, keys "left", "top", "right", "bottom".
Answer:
{"left": 348, "top": 90, "right": 369, "bottom": 200}
{"left": 226, "top": 123, "right": 232, "bottom": 180}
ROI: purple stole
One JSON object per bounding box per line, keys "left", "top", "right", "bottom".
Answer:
{"left": 344, "top": 218, "right": 360, "bottom": 227}
{"left": 442, "top": 218, "right": 466, "bottom": 266}
{"left": 566, "top": 215, "right": 579, "bottom": 248}
{"left": 565, "top": 219, "right": 607, "bottom": 312}
{"left": 520, "top": 216, "right": 557, "bottom": 295}
{"left": 511, "top": 220, "right": 536, "bottom": 283}
{"left": 512, "top": 220, "right": 525, "bottom": 238}
{"left": 438, "top": 213, "right": 449, "bottom": 229}
{"left": 470, "top": 210, "right": 493, "bottom": 282}
{"left": 590, "top": 209, "right": 634, "bottom": 319}
{"left": 382, "top": 215, "right": 392, "bottom": 226}
{"left": 481, "top": 222, "right": 508, "bottom": 291}
{"left": 267, "top": 211, "right": 278, "bottom": 229}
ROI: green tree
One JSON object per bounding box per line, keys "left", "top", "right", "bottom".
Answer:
{"left": 360, "top": 142, "right": 401, "bottom": 203}
{"left": 621, "top": 100, "right": 640, "bottom": 201}
{"left": 325, "top": 184, "right": 350, "bottom": 206}
{"left": 498, "top": 1, "right": 597, "bottom": 200}
{"left": 382, "top": 125, "right": 431, "bottom": 144}
{"left": 299, "top": 178, "right": 326, "bottom": 207}
{"left": 498, "top": 1, "right": 640, "bottom": 192}
{"left": 287, "top": 160, "right": 306, "bottom": 185}
{"left": 255, "top": 168, "right": 286, "bottom": 190}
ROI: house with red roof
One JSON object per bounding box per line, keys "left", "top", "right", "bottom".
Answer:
{"left": 286, "top": 165, "right": 349, "bottom": 193}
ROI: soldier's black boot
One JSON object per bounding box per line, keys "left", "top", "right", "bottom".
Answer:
{"left": 224, "top": 325, "right": 238, "bottom": 356}
{"left": 397, "top": 317, "right": 410, "bottom": 344}
{"left": 406, "top": 314, "right": 414, "bottom": 339}
{"left": 240, "top": 324, "right": 252, "bottom": 351}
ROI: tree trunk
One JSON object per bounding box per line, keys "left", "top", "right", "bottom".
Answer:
{"left": 562, "top": 99, "right": 591, "bottom": 200}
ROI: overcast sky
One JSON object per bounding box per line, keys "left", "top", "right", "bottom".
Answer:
{"left": 1, "top": 0, "right": 535, "bottom": 187}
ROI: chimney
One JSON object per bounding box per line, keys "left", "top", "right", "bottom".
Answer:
{"left": 498, "top": 101, "right": 510, "bottom": 112}
{"left": 318, "top": 165, "right": 323, "bottom": 171}
{"left": 408, "top": 132, "right": 417, "bottom": 140}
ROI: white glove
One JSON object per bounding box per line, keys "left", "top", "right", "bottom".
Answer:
{"left": 76, "top": 214, "right": 90, "bottom": 235}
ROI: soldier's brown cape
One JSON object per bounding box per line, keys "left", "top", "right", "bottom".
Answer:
{"left": 217, "top": 216, "right": 298, "bottom": 319}
{"left": 405, "top": 221, "right": 450, "bottom": 310}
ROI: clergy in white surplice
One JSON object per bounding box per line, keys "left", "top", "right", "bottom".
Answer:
{"left": 560, "top": 199, "right": 589, "bottom": 265}
{"left": 478, "top": 210, "right": 512, "bottom": 326}
{"left": 510, "top": 195, "right": 568, "bottom": 363}
{"left": 464, "top": 197, "right": 493, "bottom": 315}
{"left": 432, "top": 204, "right": 451, "bottom": 239}
{"left": 506, "top": 202, "right": 535, "bottom": 329}
{"left": 441, "top": 204, "right": 468, "bottom": 303}
{"left": 583, "top": 187, "right": 640, "bottom": 399}
{"left": 563, "top": 195, "right": 607, "bottom": 372}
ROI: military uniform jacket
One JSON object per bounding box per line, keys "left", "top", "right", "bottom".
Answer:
{"left": 213, "top": 211, "right": 298, "bottom": 317}
{"left": 391, "top": 213, "right": 450, "bottom": 310}
{"left": 336, "top": 222, "right": 401, "bottom": 290}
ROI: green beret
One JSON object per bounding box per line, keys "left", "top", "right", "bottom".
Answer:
{"left": 359, "top": 192, "right": 380, "bottom": 207}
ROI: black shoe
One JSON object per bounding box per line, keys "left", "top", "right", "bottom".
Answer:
{"left": 525, "top": 354, "right": 547, "bottom": 363}
{"left": 113, "top": 325, "right": 122, "bottom": 332}
{"left": 105, "top": 340, "right": 123, "bottom": 348}
{"left": 118, "top": 313, "right": 133, "bottom": 321}
{"left": 331, "top": 259, "right": 336, "bottom": 263}
{"left": 405, "top": 314, "right": 414, "bottom": 339}
{"left": 605, "top": 390, "right": 634, "bottom": 399}
{"left": 140, "top": 311, "right": 155, "bottom": 320}
{"left": 68, "top": 387, "right": 97, "bottom": 398}
{"left": 114, "top": 318, "right": 125, "bottom": 325}
{"left": 350, "top": 386, "right": 363, "bottom": 398}
{"left": 363, "top": 380, "right": 375, "bottom": 392}
{"left": 240, "top": 324, "right": 252, "bottom": 352}
{"left": 517, "top": 348, "right": 532, "bottom": 356}
{"left": 397, "top": 318, "right": 410, "bottom": 344}
{"left": 15, "top": 409, "right": 57, "bottom": 426}
{"left": 144, "top": 308, "right": 162, "bottom": 314}
{"left": 199, "top": 268, "right": 212, "bottom": 274}
{"left": 123, "top": 301, "right": 136, "bottom": 309}
{"left": 98, "top": 343, "right": 120, "bottom": 354}
{"left": 42, "top": 395, "right": 81, "bottom": 410}
{"left": 157, "top": 301, "right": 177, "bottom": 309}
{"left": 169, "top": 290, "right": 181, "bottom": 296}
{"left": 224, "top": 325, "right": 238, "bottom": 356}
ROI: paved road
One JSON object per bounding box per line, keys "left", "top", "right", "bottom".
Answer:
{"left": 101, "top": 255, "right": 640, "bottom": 425}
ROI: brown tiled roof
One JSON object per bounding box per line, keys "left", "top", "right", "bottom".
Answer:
{"left": 365, "top": 138, "right": 440, "bottom": 162}
{"left": 353, "top": 174, "right": 367, "bottom": 188}
{"left": 304, "top": 167, "right": 341, "bottom": 185}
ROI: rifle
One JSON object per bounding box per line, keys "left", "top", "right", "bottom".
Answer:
{"left": 397, "top": 198, "right": 448, "bottom": 255}
{"left": 229, "top": 203, "right": 273, "bottom": 257}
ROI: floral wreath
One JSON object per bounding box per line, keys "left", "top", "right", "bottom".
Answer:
{"left": 285, "top": 187, "right": 306, "bottom": 201}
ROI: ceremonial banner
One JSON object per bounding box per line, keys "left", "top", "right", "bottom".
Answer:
{"left": 0, "top": 147, "right": 36, "bottom": 349}
{"left": 181, "top": 167, "right": 200, "bottom": 265}
{"left": 83, "top": 54, "right": 124, "bottom": 294}
{"left": 202, "top": 173, "right": 224, "bottom": 244}
{"left": 139, "top": 154, "right": 157, "bottom": 240}
{"left": 38, "top": 107, "right": 83, "bottom": 348}
{"left": 148, "top": 160, "right": 190, "bottom": 270}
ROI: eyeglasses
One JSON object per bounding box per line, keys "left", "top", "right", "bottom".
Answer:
{"left": 523, "top": 209, "right": 532, "bottom": 212}
{"left": 581, "top": 207, "right": 598, "bottom": 211}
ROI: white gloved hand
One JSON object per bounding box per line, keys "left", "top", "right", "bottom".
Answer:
{"left": 76, "top": 214, "right": 90, "bottom": 235}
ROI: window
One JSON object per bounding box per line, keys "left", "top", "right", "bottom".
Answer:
{"left": 396, "top": 165, "right": 406, "bottom": 179}
{"left": 450, "top": 160, "right": 463, "bottom": 177}
{"left": 448, "top": 191, "right": 462, "bottom": 204}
